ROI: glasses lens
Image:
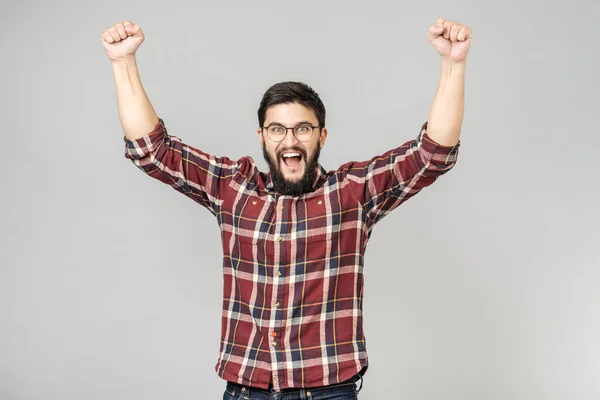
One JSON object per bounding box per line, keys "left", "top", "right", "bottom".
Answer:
{"left": 294, "top": 126, "right": 313, "bottom": 142}
{"left": 267, "top": 126, "right": 285, "bottom": 141}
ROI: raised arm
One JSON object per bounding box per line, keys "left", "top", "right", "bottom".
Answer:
{"left": 101, "top": 21, "right": 158, "bottom": 140}
{"left": 426, "top": 19, "right": 472, "bottom": 146}
{"left": 101, "top": 22, "right": 243, "bottom": 215}
{"left": 341, "top": 19, "right": 471, "bottom": 226}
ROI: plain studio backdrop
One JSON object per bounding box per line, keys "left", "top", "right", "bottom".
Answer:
{"left": 1, "top": 0, "right": 599, "bottom": 399}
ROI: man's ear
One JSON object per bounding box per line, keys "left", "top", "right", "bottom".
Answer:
{"left": 319, "top": 127, "right": 328, "bottom": 149}
{"left": 257, "top": 128, "right": 264, "bottom": 147}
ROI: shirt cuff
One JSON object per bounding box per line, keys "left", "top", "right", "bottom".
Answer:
{"left": 419, "top": 121, "right": 460, "bottom": 167}
{"left": 124, "top": 118, "right": 166, "bottom": 160}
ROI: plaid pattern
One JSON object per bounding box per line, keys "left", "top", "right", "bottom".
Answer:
{"left": 124, "top": 118, "right": 459, "bottom": 391}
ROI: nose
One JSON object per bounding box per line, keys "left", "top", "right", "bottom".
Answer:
{"left": 280, "top": 128, "right": 300, "bottom": 147}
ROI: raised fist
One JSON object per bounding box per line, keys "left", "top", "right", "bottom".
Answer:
{"left": 428, "top": 19, "right": 472, "bottom": 63}
{"left": 101, "top": 21, "right": 145, "bottom": 62}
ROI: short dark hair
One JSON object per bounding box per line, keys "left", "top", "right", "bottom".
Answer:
{"left": 257, "top": 81, "right": 326, "bottom": 128}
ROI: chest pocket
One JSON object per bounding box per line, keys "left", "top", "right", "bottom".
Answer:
{"left": 234, "top": 196, "right": 274, "bottom": 244}
{"left": 297, "top": 193, "right": 341, "bottom": 244}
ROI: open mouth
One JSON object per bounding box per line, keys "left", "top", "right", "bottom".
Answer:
{"left": 280, "top": 151, "right": 304, "bottom": 169}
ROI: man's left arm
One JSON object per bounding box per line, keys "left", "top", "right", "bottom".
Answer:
{"left": 341, "top": 19, "right": 472, "bottom": 225}
{"left": 426, "top": 19, "right": 472, "bottom": 146}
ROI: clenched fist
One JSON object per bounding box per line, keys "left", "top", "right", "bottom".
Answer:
{"left": 101, "top": 21, "right": 145, "bottom": 62}
{"left": 429, "top": 19, "right": 472, "bottom": 63}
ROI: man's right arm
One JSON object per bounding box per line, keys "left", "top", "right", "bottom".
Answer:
{"left": 111, "top": 55, "right": 159, "bottom": 140}
{"left": 101, "top": 21, "right": 158, "bottom": 139}
{"left": 102, "top": 21, "right": 243, "bottom": 214}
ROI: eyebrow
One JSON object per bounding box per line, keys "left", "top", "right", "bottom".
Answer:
{"left": 265, "top": 121, "right": 316, "bottom": 127}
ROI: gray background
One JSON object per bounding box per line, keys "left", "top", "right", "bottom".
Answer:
{"left": 1, "top": 0, "right": 599, "bottom": 399}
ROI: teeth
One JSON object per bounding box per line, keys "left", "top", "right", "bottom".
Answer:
{"left": 283, "top": 152, "right": 301, "bottom": 158}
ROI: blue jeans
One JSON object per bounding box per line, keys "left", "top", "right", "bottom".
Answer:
{"left": 223, "top": 376, "right": 363, "bottom": 400}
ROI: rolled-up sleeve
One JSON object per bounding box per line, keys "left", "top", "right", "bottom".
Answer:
{"left": 341, "top": 121, "right": 460, "bottom": 226}
{"left": 124, "top": 118, "right": 240, "bottom": 215}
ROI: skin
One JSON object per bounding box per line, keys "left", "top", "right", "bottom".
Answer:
{"left": 426, "top": 18, "right": 472, "bottom": 146}
{"left": 257, "top": 103, "right": 328, "bottom": 185}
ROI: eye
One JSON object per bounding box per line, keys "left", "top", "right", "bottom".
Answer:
{"left": 270, "top": 126, "right": 284, "bottom": 133}
{"left": 296, "top": 126, "right": 310, "bottom": 133}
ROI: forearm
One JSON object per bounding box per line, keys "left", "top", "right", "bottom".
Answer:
{"left": 426, "top": 59, "right": 466, "bottom": 146}
{"left": 111, "top": 55, "right": 159, "bottom": 140}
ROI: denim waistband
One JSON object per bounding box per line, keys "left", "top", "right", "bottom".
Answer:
{"left": 227, "top": 373, "right": 363, "bottom": 395}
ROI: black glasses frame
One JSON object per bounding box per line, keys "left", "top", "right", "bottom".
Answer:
{"left": 261, "top": 125, "right": 322, "bottom": 143}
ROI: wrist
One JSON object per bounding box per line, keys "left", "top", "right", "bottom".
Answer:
{"left": 441, "top": 57, "right": 467, "bottom": 68}
{"left": 111, "top": 54, "right": 137, "bottom": 67}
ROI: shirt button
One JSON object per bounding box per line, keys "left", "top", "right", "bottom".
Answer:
{"left": 277, "top": 270, "right": 282, "bottom": 277}
{"left": 279, "top": 206, "right": 284, "bottom": 211}
{"left": 275, "top": 302, "right": 280, "bottom": 307}
{"left": 272, "top": 332, "right": 277, "bottom": 337}
{"left": 272, "top": 341, "right": 277, "bottom": 347}
{"left": 276, "top": 236, "right": 282, "bottom": 242}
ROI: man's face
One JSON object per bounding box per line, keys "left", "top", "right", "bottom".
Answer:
{"left": 258, "top": 103, "right": 328, "bottom": 196}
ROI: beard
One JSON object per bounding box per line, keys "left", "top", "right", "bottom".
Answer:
{"left": 262, "top": 143, "right": 320, "bottom": 197}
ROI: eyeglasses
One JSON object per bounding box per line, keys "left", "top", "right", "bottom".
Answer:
{"left": 262, "top": 124, "right": 322, "bottom": 142}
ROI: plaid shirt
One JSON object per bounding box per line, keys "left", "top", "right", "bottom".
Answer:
{"left": 124, "top": 118, "right": 459, "bottom": 391}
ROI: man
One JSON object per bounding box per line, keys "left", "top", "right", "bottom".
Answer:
{"left": 101, "top": 18, "right": 471, "bottom": 400}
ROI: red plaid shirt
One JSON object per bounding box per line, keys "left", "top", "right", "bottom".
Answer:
{"left": 124, "top": 118, "right": 459, "bottom": 391}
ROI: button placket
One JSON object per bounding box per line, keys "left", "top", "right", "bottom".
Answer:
{"left": 271, "top": 197, "right": 287, "bottom": 356}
